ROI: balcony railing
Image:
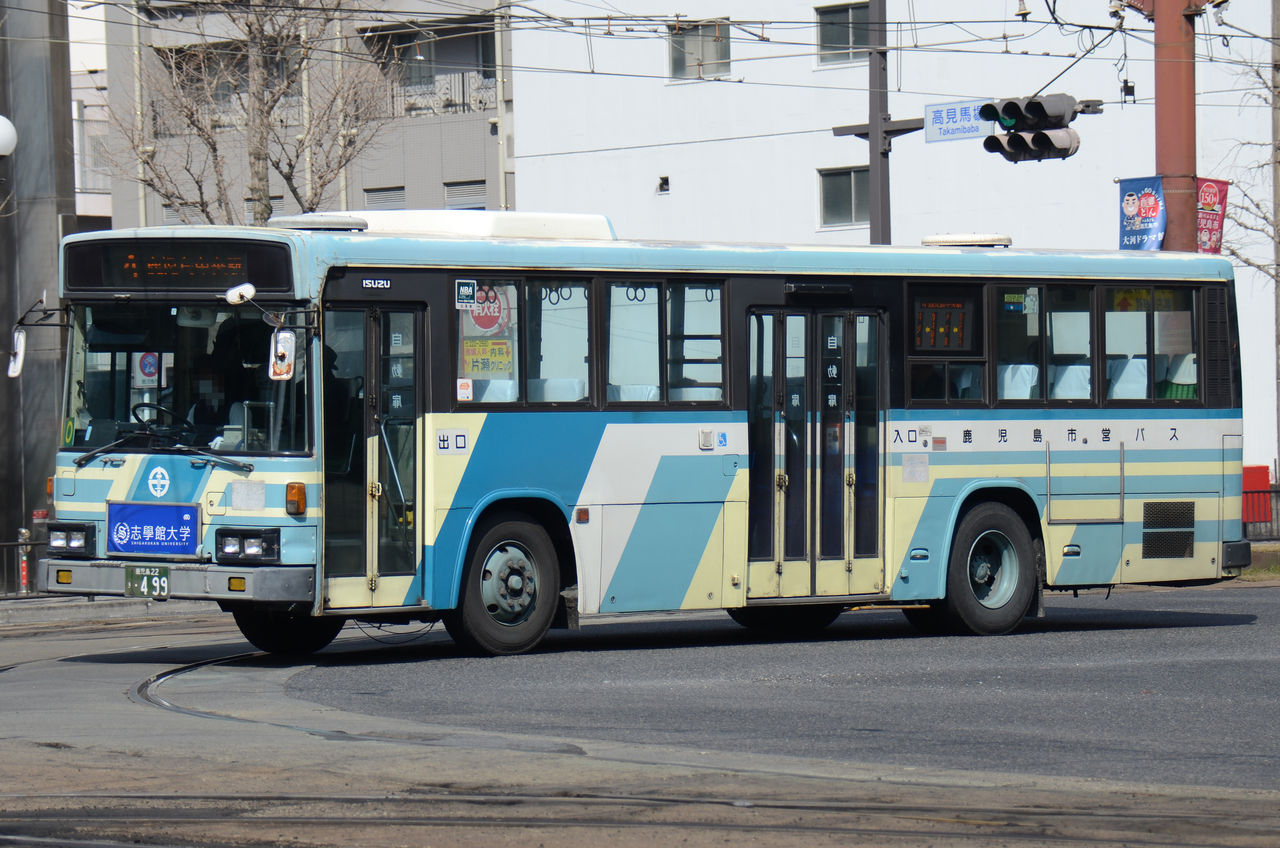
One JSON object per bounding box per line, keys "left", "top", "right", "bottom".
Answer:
{"left": 396, "top": 71, "right": 497, "bottom": 116}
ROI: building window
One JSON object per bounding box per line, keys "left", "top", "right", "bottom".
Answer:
{"left": 819, "top": 167, "right": 869, "bottom": 227}
{"left": 364, "top": 186, "right": 406, "bottom": 209}
{"left": 669, "top": 20, "right": 730, "bottom": 79}
{"left": 242, "top": 195, "right": 282, "bottom": 222}
{"left": 817, "top": 3, "right": 870, "bottom": 64}
{"left": 444, "top": 181, "right": 486, "bottom": 210}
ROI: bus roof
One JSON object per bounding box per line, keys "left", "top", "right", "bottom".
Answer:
{"left": 62, "top": 211, "right": 1236, "bottom": 300}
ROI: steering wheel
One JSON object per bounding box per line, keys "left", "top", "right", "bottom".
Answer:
{"left": 130, "top": 402, "right": 196, "bottom": 442}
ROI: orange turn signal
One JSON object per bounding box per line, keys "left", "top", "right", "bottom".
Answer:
{"left": 285, "top": 482, "right": 306, "bottom": 516}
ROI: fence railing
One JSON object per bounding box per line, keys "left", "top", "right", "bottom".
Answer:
{"left": 0, "top": 531, "right": 38, "bottom": 598}
{"left": 1244, "top": 489, "right": 1280, "bottom": 542}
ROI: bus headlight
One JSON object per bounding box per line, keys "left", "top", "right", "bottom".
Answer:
{"left": 214, "top": 528, "right": 280, "bottom": 563}
{"left": 47, "top": 523, "right": 95, "bottom": 558}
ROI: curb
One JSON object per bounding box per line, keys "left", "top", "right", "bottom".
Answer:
{"left": 0, "top": 595, "right": 216, "bottom": 628}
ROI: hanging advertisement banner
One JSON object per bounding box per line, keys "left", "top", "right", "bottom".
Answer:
{"left": 1195, "top": 177, "right": 1229, "bottom": 254}
{"left": 1119, "top": 177, "right": 1165, "bottom": 250}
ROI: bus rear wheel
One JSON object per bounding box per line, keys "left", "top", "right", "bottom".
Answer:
{"left": 944, "top": 503, "right": 1035, "bottom": 635}
{"left": 231, "top": 607, "right": 345, "bottom": 655}
{"left": 445, "top": 515, "right": 560, "bottom": 655}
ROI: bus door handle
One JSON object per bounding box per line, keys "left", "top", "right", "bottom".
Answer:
{"left": 368, "top": 481, "right": 383, "bottom": 499}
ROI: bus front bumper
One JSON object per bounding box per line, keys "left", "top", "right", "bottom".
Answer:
{"left": 37, "top": 558, "right": 315, "bottom": 603}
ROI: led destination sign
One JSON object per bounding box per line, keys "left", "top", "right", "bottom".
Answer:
{"left": 65, "top": 239, "right": 292, "bottom": 293}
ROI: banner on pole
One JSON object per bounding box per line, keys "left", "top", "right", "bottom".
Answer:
{"left": 1119, "top": 177, "right": 1165, "bottom": 250}
{"left": 1195, "top": 177, "right": 1229, "bottom": 254}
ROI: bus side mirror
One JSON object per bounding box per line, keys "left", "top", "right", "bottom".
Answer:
{"left": 6, "top": 327, "right": 25, "bottom": 378}
{"left": 225, "top": 283, "right": 257, "bottom": 305}
{"left": 269, "top": 329, "right": 296, "bottom": 382}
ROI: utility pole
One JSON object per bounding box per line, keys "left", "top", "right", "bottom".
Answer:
{"left": 831, "top": 0, "right": 922, "bottom": 245}
{"left": 1127, "top": 1, "right": 1212, "bottom": 252}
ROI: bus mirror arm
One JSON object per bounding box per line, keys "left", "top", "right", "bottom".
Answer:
{"left": 7, "top": 292, "right": 68, "bottom": 379}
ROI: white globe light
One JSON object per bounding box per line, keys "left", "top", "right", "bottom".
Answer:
{"left": 0, "top": 115, "right": 15, "bottom": 157}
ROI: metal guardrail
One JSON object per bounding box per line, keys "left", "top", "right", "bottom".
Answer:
{"left": 1244, "top": 489, "right": 1280, "bottom": 542}
{"left": 0, "top": 530, "right": 37, "bottom": 598}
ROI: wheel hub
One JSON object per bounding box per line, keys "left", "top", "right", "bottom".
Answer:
{"left": 480, "top": 544, "right": 538, "bottom": 625}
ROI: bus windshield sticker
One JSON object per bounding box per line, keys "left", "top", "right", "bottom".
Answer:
{"left": 456, "top": 378, "right": 474, "bottom": 401}
{"left": 456, "top": 279, "right": 477, "bottom": 310}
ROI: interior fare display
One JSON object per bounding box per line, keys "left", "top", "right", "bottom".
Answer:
{"left": 914, "top": 296, "right": 976, "bottom": 352}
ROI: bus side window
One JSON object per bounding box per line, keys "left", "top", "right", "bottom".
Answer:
{"left": 607, "top": 283, "right": 660, "bottom": 402}
{"left": 1046, "top": 287, "right": 1092, "bottom": 400}
{"left": 995, "top": 286, "right": 1043, "bottom": 400}
{"left": 528, "top": 280, "right": 589, "bottom": 403}
{"left": 457, "top": 280, "right": 521, "bottom": 404}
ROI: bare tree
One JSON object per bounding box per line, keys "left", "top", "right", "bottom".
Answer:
{"left": 1223, "top": 61, "right": 1278, "bottom": 285}
{"left": 108, "top": 0, "right": 394, "bottom": 225}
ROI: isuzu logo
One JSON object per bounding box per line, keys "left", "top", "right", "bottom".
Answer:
{"left": 362, "top": 278, "right": 392, "bottom": 289}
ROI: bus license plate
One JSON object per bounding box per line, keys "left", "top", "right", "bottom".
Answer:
{"left": 125, "top": 565, "right": 170, "bottom": 599}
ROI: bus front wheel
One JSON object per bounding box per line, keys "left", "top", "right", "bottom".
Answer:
{"left": 445, "top": 515, "right": 560, "bottom": 655}
{"left": 944, "top": 503, "right": 1036, "bottom": 635}
{"left": 231, "top": 607, "right": 345, "bottom": 655}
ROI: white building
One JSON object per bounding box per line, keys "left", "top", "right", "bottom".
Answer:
{"left": 510, "top": 0, "right": 1278, "bottom": 469}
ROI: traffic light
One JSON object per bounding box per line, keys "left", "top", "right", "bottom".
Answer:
{"left": 979, "top": 93, "right": 1081, "bottom": 162}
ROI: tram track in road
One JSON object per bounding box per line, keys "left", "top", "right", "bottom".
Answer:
{"left": 67, "top": 649, "right": 1278, "bottom": 848}
{"left": 1, "top": 787, "right": 1278, "bottom": 848}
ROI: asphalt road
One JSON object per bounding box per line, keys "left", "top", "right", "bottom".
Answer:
{"left": 292, "top": 583, "right": 1280, "bottom": 791}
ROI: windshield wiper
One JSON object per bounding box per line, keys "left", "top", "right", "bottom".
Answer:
{"left": 74, "top": 433, "right": 143, "bottom": 467}
{"left": 168, "top": 444, "right": 255, "bottom": 473}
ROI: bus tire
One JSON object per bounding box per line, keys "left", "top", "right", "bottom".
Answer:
{"left": 445, "top": 515, "right": 560, "bottom": 655}
{"left": 727, "top": 604, "right": 843, "bottom": 634}
{"left": 944, "top": 502, "right": 1036, "bottom": 635}
{"left": 231, "top": 607, "right": 345, "bottom": 655}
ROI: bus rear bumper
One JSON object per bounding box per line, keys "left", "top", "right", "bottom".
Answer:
{"left": 1222, "top": 540, "right": 1252, "bottom": 570}
{"left": 37, "top": 558, "right": 315, "bottom": 603}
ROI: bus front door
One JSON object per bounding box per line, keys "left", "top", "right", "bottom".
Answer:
{"left": 321, "top": 307, "right": 423, "bottom": 611}
{"left": 746, "top": 311, "right": 883, "bottom": 599}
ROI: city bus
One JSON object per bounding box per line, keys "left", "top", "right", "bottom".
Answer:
{"left": 31, "top": 211, "right": 1251, "bottom": 654}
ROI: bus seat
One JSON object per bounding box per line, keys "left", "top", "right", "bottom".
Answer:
{"left": 218, "top": 402, "right": 245, "bottom": 449}
{"left": 669, "top": 386, "right": 723, "bottom": 402}
{"left": 1049, "top": 364, "right": 1091, "bottom": 399}
{"left": 997, "top": 364, "right": 1039, "bottom": 399}
{"left": 607, "top": 383, "right": 659, "bottom": 402}
{"left": 1106, "top": 356, "right": 1148, "bottom": 399}
{"left": 527, "top": 377, "right": 586, "bottom": 402}
{"left": 1159, "top": 353, "right": 1198, "bottom": 399}
{"left": 475, "top": 379, "right": 518, "bottom": 403}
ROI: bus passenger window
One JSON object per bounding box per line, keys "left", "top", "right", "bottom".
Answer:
{"left": 1046, "top": 287, "right": 1092, "bottom": 400}
{"left": 1154, "top": 288, "right": 1197, "bottom": 399}
{"left": 608, "top": 283, "right": 660, "bottom": 402}
{"left": 528, "top": 281, "right": 589, "bottom": 402}
{"left": 995, "top": 287, "right": 1043, "bottom": 400}
{"left": 458, "top": 280, "right": 520, "bottom": 403}
{"left": 667, "top": 282, "right": 724, "bottom": 401}
{"left": 1104, "top": 288, "right": 1151, "bottom": 399}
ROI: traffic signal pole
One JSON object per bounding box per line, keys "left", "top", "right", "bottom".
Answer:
{"left": 1152, "top": 0, "right": 1199, "bottom": 252}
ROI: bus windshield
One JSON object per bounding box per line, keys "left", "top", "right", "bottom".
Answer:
{"left": 63, "top": 303, "right": 310, "bottom": 454}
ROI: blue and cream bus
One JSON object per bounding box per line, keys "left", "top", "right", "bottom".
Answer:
{"left": 30, "top": 211, "right": 1251, "bottom": 654}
